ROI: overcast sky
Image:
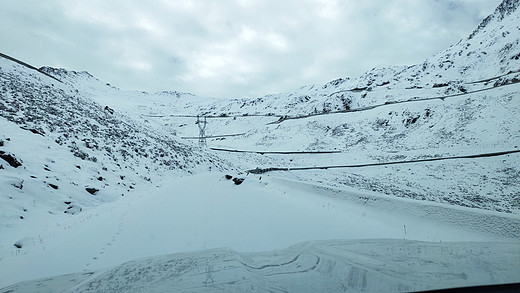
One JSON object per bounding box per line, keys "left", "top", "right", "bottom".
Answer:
{"left": 1, "top": 0, "right": 502, "bottom": 98}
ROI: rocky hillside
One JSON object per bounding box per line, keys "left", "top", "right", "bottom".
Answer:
{"left": 0, "top": 57, "right": 227, "bottom": 227}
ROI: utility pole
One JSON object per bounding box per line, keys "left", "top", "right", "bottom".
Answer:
{"left": 197, "top": 115, "right": 207, "bottom": 147}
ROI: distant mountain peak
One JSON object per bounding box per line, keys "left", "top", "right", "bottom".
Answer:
{"left": 469, "top": 0, "right": 519, "bottom": 39}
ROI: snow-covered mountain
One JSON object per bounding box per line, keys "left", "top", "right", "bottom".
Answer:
{"left": 35, "top": 0, "right": 520, "bottom": 214}
{"left": 1, "top": 0, "right": 519, "bottom": 292}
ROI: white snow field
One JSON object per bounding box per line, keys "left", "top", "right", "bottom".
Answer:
{"left": 1, "top": 0, "right": 520, "bottom": 292}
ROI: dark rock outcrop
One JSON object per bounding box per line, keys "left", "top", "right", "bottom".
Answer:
{"left": 85, "top": 188, "right": 99, "bottom": 195}
{"left": 0, "top": 151, "right": 22, "bottom": 168}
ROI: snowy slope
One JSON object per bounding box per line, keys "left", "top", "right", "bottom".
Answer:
{"left": 0, "top": 58, "right": 223, "bottom": 175}
{"left": 0, "top": 57, "right": 229, "bottom": 276}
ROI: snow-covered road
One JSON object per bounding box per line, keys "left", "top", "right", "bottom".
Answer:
{"left": 1, "top": 172, "right": 517, "bottom": 289}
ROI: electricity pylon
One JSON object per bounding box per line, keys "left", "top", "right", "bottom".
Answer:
{"left": 197, "top": 115, "right": 207, "bottom": 147}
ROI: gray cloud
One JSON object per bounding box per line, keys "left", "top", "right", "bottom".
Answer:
{"left": 0, "top": 0, "right": 502, "bottom": 98}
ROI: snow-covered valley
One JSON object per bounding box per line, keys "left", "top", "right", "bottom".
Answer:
{"left": 1, "top": 0, "right": 520, "bottom": 292}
